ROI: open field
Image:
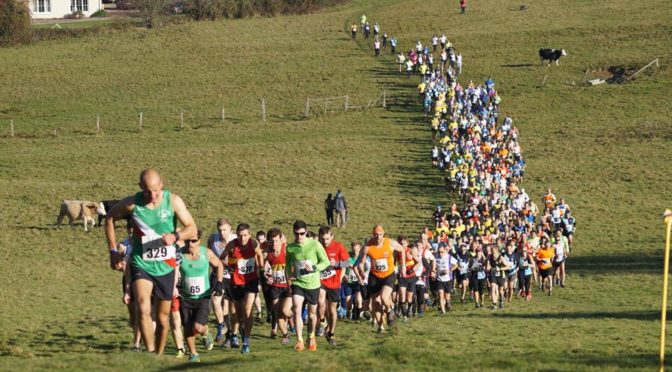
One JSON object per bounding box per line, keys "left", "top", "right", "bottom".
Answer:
{"left": 1, "top": 0, "right": 671, "bottom": 370}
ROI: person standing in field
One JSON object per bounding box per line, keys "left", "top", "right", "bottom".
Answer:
{"left": 224, "top": 223, "right": 264, "bottom": 354}
{"left": 335, "top": 190, "right": 348, "bottom": 228}
{"left": 178, "top": 229, "right": 224, "bottom": 362}
{"left": 325, "top": 193, "right": 335, "bottom": 226}
{"left": 351, "top": 23, "right": 357, "bottom": 39}
{"left": 105, "top": 168, "right": 198, "bottom": 356}
{"left": 285, "top": 220, "right": 330, "bottom": 352}
{"left": 374, "top": 38, "right": 381, "bottom": 57}
{"left": 390, "top": 36, "right": 397, "bottom": 54}
{"left": 460, "top": 0, "right": 466, "bottom": 14}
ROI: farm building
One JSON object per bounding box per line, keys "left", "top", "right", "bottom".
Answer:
{"left": 24, "top": 0, "right": 103, "bottom": 19}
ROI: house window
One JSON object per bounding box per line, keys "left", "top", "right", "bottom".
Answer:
{"left": 71, "top": 0, "right": 88, "bottom": 12}
{"left": 33, "top": 0, "right": 51, "bottom": 12}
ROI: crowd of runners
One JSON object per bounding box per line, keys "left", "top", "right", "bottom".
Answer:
{"left": 102, "top": 21, "right": 576, "bottom": 363}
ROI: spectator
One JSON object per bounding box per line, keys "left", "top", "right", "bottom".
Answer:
{"left": 334, "top": 190, "right": 348, "bottom": 228}
{"left": 325, "top": 193, "right": 335, "bottom": 226}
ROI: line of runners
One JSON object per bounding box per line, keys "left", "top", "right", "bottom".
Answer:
{"left": 102, "top": 28, "right": 578, "bottom": 364}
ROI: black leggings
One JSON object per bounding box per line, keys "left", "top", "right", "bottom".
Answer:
{"left": 414, "top": 285, "right": 426, "bottom": 312}
{"left": 523, "top": 275, "right": 532, "bottom": 293}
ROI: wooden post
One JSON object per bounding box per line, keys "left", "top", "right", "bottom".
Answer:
{"left": 305, "top": 98, "right": 310, "bottom": 118}
{"left": 382, "top": 90, "right": 387, "bottom": 108}
{"left": 180, "top": 110, "right": 184, "bottom": 129}
{"left": 96, "top": 115, "right": 100, "bottom": 133}
{"left": 261, "top": 98, "right": 266, "bottom": 122}
{"left": 324, "top": 99, "right": 328, "bottom": 115}
{"left": 53, "top": 128, "right": 57, "bottom": 136}
{"left": 541, "top": 75, "right": 548, "bottom": 87}
{"left": 10, "top": 119, "right": 14, "bottom": 137}
{"left": 221, "top": 107, "right": 226, "bottom": 123}
{"left": 344, "top": 96, "right": 349, "bottom": 112}
{"left": 139, "top": 112, "right": 144, "bottom": 130}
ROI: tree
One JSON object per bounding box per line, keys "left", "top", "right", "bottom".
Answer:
{"left": 135, "top": 0, "right": 169, "bottom": 28}
{"left": 0, "top": 0, "right": 30, "bottom": 45}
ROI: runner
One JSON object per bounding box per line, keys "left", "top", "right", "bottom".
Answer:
{"left": 317, "top": 226, "right": 350, "bottom": 346}
{"left": 455, "top": 244, "right": 470, "bottom": 303}
{"left": 343, "top": 241, "right": 364, "bottom": 321}
{"left": 285, "top": 220, "right": 330, "bottom": 352}
{"left": 434, "top": 243, "right": 458, "bottom": 314}
{"left": 224, "top": 223, "right": 264, "bottom": 354}
{"left": 395, "top": 235, "right": 419, "bottom": 321}
{"left": 519, "top": 248, "right": 534, "bottom": 301}
{"left": 105, "top": 168, "right": 197, "bottom": 355}
{"left": 263, "top": 228, "right": 292, "bottom": 345}
{"left": 553, "top": 229, "right": 568, "bottom": 288}
{"left": 486, "top": 247, "right": 510, "bottom": 310}
{"left": 118, "top": 223, "right": 142, "bottom": 352}
{"left": 468, "top": 247, "right": 487, "bottom": 308}
{"left": 206, "top": 218, "right": 236, "bottom": 345}
{"left": 178, "top": 229, "right": 224, "bottom": 362}
{"left": 536, "top": 238, "right": 555, "bottom": 296}
{"left": 503, "top": 242, "right": 520, "bottom": 303}
{"left": 358, "top": 225, "right": 405, "bottom": 333}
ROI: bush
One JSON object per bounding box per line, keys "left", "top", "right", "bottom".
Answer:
{"left": 90, "top": 9, "right": 108, "bottom": 17}
{"left": 0, "top": 0, "right": 30, "bottom": 45}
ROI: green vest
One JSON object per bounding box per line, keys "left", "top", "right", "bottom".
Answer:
{"left": 179, "top": 246, "right": 211, "bottom": 300}
{"left": 131, "top": 190, "right": 177, "bottom": 277}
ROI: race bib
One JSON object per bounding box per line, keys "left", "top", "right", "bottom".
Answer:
{"left": 374, "top": 258, "right": 388, "bottom": 272}
{"left": 141, "top": 236, "right": 176, "bottom": 261}
{"left": 185, "top": 276, "right": 205, "bottom": 296}
{"left": 495, "top": 270, "right": 501, "bottom": 278}
{"left": 321, "top": 268, "right": 336, "bottom": 280}
{"left": 297, "top": 260, "right": 314, "bottom": 277}
{"left": 347, "top": 270, "right": 358, "bottom": 283}
{"left": 237, "top": 258, "right": 256, "bottom": 275}
{"left": 223, "top": 266, "right": 232, "bottom": 279}
{"left": 477, "top": 271, "right": 486, "bottom": 280}
{"left": 273, "top": 270, "right": 286, "bottom": 284}
{"left": 439, "top": 272, "right": 451, "bottom": 282}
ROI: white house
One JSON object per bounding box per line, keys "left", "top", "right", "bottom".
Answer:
{"left": 27, "top": 0, "right": 102, "bottom": 19}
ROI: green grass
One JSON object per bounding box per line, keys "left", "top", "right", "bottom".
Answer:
{"left": 1, "top": 0, "right": 671, "bottom": 370}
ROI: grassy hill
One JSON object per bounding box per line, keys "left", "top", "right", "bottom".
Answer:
{"left": 0, "top": 0, "right": 671, "bottom": 370}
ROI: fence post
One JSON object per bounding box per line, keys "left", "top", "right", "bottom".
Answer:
{"left": 221, "top": 107, "right": 226, "bottom": 123}
{"left": 261, "top": 98, "right": 266, "bottom": 122}
{"left": 324, "top": 99, "right": 328, "bottom": 115}
{"left": 139, "top": 112, "right": 144, "bottom": 130}
{"left": 305, "top": 98, "right": 310, "bottom": 118}
{"left": 344, "top": 96, "right": 349, "bottom": 112}
{"left": 382, "top": 90, "right": 386, "bottom": 108}
{"left": 10, "top": 119, "right": 14, "bottom": 137}
{"left": 53, "top": 128, "right": 57, "bottom": 136}
{"left": 180, "top": 110, "right": 184, "bottom": 129}
{"left": 96, "top": 115, "right": 100, "bottom": 133}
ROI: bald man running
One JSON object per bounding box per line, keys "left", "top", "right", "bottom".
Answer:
{"left": 106, "top": 168, "right": 197, "bottom": 355}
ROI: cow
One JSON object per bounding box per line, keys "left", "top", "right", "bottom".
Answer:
{"left": 57, "top": 200, "right": 106, "bottom": 232}
{"left": 539, "top": 48, "right": 567, "bottom": 66}
{"left": 98, "top": 199, "right": 121, "bottom": 227}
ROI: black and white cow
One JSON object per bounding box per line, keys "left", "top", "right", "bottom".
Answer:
{"left": 539, "top": 48, "right": 567, "bottom": 66}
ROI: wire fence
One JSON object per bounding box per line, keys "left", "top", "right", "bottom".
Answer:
{"left": 1, "top": 91, "right": 389, "bottom": 138}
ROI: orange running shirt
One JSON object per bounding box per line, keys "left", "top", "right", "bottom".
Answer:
{"left": 367, "top": 237, "right": 395, "bottom": 278}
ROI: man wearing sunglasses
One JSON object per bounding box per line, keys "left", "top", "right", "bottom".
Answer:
{"left": 178, "top": 230, "right": 224, "bottom": 362}
{"left": 285, "top": 220, "right": 330, "bottom": 352}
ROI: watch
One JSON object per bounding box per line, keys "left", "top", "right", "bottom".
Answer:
{"left": 173, "top": 231, "right": 180, "bottom": 241}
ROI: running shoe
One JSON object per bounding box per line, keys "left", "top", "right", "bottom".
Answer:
{"left": 281, "top": 334, "right": 291, "bottom": 345}
{"left": 222, "top": 335, "right": 231, "bottom": 348}
{"left": 188, "top": 353, "right": 200, "bottom": 363}
{"left": 216, "top": 322, "right": 224, "bottom": 342}
{"left": 362, "top": 311, "right": 372, "bottom": 321}
{"left": 316, "top": 320, "right": 327, "bottom": 337}
{"left": 307, "top": 338, "right": 317, "bottom": 352}
{"left": 204, "top": 333, "right": 214, "bottom": 351}
{"left": 132, "top": 346, "right": 142, "bottom": 353}
{"left": 475, "top": 303, "right": 479, "bottom": 309}
{"left": 270, "top": 329, "right": 277, "bottom": 339}
{"left": 231, "top": 335, "right": 240, "bottom": 348}
{"left": 175, "top": 348, "right": 186, "bottom": 358}
{"left": 294, "top": 340, "right": 305, "bottom": 352}
{"left": 326, "top": 334, "right": 337, "bottom": 347}
{"left": 241, "top": 344, "right": 250, "bottom": 354}
{"left": 387, "top": 311, "right": 396, "bottom": 326}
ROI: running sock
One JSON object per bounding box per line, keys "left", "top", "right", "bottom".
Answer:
{"left": 216, "top": 322, "right": 224, "bottom": 338}
{"left": 242, "top": 336, "right": 250, "bottom": 346}
{"left": 401, "top": 303, "right": 409, "bottom": 317}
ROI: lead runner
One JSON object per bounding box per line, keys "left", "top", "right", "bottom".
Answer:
{"left": 106, "top": 168, "right": 197, "bottom": 355}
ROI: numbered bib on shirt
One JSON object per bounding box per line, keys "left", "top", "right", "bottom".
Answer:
{"left": 273, "top": 270, "right": 286, "bottom": 284}
{"left": 185, "top": 276, "right": 205, "bottom": 296}
{"left": 141, "top": 236, "right": 176, "bottom": 261}
{"left": 321, "top": 268, "right": 336, "bottom": 280}
{"left": 237, "top": 258, "right": 256, "bottom": 275}
{"left": 439, "top": 272, "right": 451, "bottom": 282}
{"left": 477, "top": 271, "right": 486, "bottom": 280}
{"left": 373, "top": 258, "right": 388, "bottom": 272}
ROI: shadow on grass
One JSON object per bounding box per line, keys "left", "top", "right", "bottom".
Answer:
{"left": 569, "top": 254, "right": 662, "bottom": 274}
{"left": 493, "top": 309, "right": 664, "bottom": 321}
{"left": 501, "top": 63, "right": 535, "bottom": 68}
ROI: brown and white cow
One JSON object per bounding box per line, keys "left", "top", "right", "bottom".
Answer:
{"left": 57, "top": 200, "right": 106, "bottom": 232}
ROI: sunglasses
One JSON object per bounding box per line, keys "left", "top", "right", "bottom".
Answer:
{"left": 188, "top": 239, "right": 200, "bottom": 244}
{"left": 294, "top": 231, "right": 307, "bottom": 236}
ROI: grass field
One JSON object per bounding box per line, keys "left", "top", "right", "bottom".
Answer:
{"left": 1, "top": 0, "right": 671, "bottom": 370}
